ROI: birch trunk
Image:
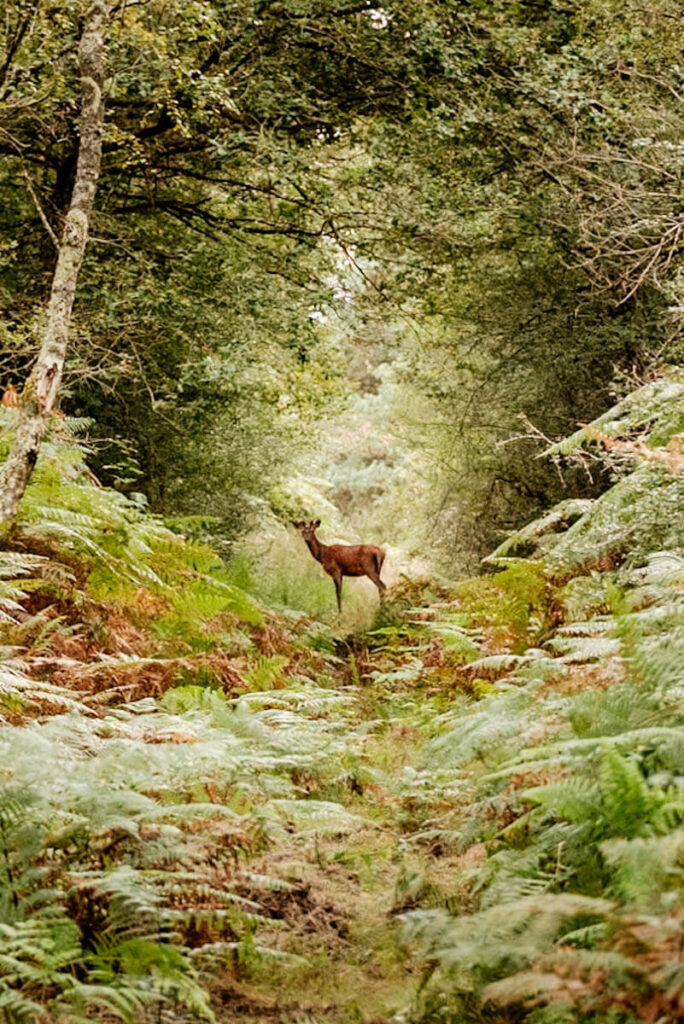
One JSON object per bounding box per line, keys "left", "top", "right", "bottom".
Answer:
{"left": 0, "top": 1, "right": 108, "bottom": 524}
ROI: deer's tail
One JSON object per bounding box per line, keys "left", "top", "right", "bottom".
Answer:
{"left": 374, "top": 549, "right": 385, "bottom": 576}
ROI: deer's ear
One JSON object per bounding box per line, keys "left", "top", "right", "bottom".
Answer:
{"left": 291, "top": 520, "right": 301, "bottom": 528}
{"left": 314, "top": 519, "right": 321, "bottom": 528}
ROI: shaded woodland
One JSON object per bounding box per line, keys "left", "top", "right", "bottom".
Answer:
{"left": 1, "top": 2, "right": 684, "bottom": 1022}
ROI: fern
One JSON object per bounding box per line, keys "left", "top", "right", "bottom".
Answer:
{"left": 599, "top": 744, "right": 658, "bottom": 838}
{"left": 0, "top": 649, "right": 92, "bottom": 715}
{"left": 0, "top": 553, "right": 45, "bottom": 623}
{"left": 427, "top": 691, "right": 532, "bottom": 769}
{"left": 3, "top": 426, "right": 261, "bottom": 638}
{"left": 545, "top": 370, "right": 684, "bottom": 458}
{"left": 5, "top": 384, "right": 684, "bottom": 1024}
{"left": 243, "top": 654, "right": 289, "bottom": 690}
{"left": 482, "top": 947, "right": 635, "bottom": 1008}
{"left": 521, "top": 745, "right": 683, "bottom": 842}
{"left": 522, "top": 776, "right": 602, "bottom": 828}
{"left": 402, "top": 893, "right": 612, "bottom": 979}
{"left": 0, "top": 781, "right": 216, "bottom": 1023}
{"left": 485, "top": 498, "right": 594, "bottom": 563}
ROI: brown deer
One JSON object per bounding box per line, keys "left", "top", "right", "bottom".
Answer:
{"left": 292, "top": 519, "right": 386, "bottom": 612}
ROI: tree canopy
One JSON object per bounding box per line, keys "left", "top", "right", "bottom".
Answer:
{"left": 2, "top": 0, "right": 681, "bottom": 557}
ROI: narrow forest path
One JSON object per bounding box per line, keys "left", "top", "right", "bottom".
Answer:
{"left": 199, "top": 580, "right": 522, "bottom": 1023}
{"left": 206, "top": 595, "right": 449, "bottom": 1022}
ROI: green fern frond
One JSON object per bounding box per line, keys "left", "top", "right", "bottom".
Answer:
{"left": 599, "top": 744, "right": 662, "bottom": 838}
{"left": 544, "top": 635, "right": 621, "bottom": 663}
{"left": 485, "top": 498, "right": 594, "bottom": 563}
{"left": 545, "top": 371, "right": 684, "bottom": 458}
{"left": 402, "top": 893, "right": 613, "bottom": 976}
{"left": 269, "top": 799, "right": 369, "bottom": 834}
{"left": 522, "top": 776, "right": 602, "bottom": 826}
{"left": 554, "top": 617, "right": 616, "bottom": 637}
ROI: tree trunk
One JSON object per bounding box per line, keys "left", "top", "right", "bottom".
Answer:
{"left": 0, "top": 1, "right": 108, "bottom": 524}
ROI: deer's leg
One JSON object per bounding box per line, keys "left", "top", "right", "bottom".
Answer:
{"left": 373, "top": 552, "right": 387, "bottom": 601}
{"left": 367, "top": 570, "right": 387, "bottom": 602}
{"left": 332, "top": 573, "right": 343, "bottom": 612}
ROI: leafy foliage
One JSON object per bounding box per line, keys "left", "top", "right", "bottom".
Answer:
{"left": 1, "top": 3, "right": 684, "bottom": 1022}
{"left": 397, "top": 382, "right": 684, "bottom": 1024}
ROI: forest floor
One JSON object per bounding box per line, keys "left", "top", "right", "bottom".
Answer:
{"left": 6, "top": 555, "right": 487, "bottom": 1022}
{"left": 4, "top": 380, "right": 684, "bottom": 1023}
{"left": 6, "top": 522, "right": 684, "bottom": 1024}
{"left": 207, "top": 650, "right": 436, "bottom": 1023}
{"left": 176, "top": 601, "right": 479, "bottom": 1024}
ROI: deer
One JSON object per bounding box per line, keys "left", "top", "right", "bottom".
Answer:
{"left": 292, "top": 519, "right": 386, "bottom": 612}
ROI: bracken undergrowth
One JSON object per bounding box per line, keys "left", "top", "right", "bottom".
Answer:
{"left": 1, "top": 372, "right": 684, "bottom": 1023}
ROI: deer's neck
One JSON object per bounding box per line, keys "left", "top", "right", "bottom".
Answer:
{"left": 305, "top": 534, "right": 325, "bottom": 563}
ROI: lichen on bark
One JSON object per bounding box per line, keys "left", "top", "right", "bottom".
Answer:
{"left": 0, "top": 2, "right": 108, "bottom": 525}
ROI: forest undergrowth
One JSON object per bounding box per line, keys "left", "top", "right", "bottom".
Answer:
{"left": 1, "top": 369, "right": 684, "bottom": 1024}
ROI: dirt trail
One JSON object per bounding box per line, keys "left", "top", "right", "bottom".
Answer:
{"left": 206, "top": 595, "right": 464, "bottom": 1023}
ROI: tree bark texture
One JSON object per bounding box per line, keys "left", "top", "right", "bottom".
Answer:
{"left": 0, "top": 2, "right": 108, "bottom": 523}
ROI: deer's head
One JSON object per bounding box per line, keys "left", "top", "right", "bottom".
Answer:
{"left": 292, "top": 519, "right": 321, "bottom": 541}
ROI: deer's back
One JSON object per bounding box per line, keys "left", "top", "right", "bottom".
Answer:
{"left": 321, "top": 543, "right": 384, "bottom": 577}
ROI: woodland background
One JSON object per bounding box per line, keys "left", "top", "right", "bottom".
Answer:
{"left": 3, "top": 0, "right": 682, "bottom": 576}
{"left": 1, "top": 2, "right": 684, "bottom": 1023}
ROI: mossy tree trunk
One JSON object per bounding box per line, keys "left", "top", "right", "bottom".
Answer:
{"left": 0, "top": 1, "right": 108, "bottom": 524}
